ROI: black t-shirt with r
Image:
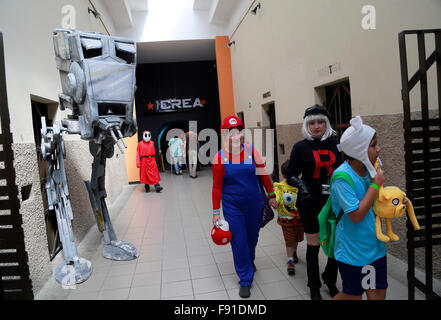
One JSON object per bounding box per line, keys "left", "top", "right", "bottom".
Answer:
{"left": 286, "top": 138, "right": 343, "bottom": 200}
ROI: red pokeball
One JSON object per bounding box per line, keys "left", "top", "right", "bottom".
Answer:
{"left": 211, "top": 219, "right": 232, "bottom": 245}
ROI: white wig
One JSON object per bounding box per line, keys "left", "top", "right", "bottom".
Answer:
{"left": 302, "top": 114, "right": 337, "bottom": 141}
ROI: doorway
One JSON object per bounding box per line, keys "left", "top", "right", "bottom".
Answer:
{"left": 236, "top": 111, "right": 245, "bottom": 128}
{"left": 323, "top": 80, "right": 352, "bottom": 139}
{"left": 157, "top": 121, "right": 189, "bottom": 171}
{"left": 262, "top": 102, "right": 279, "bottom": 182}
{"left": 31, "top": 99, "right": 61, "bottom": 261}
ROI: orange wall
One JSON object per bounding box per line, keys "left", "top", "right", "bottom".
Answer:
{"left": 215, "top": 36, "right": 235, "bottom": 120}
{"left": 125, "top": 102, "right": 140, "bottom": 183}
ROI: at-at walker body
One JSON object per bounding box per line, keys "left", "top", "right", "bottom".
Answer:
{"left": 41, "top": 29, "right": 139, "bottom": 285}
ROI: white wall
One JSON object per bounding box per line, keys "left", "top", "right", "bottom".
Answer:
{"left": 229, "top": 0, "right": 441, "bottom": 127}
{"left": 0, "top": 0, "right": 109, "bottom": 143}
{"left": 225, "top": 0, "right": 253, "bottom": 39}
{"left": 90, "top": 0, "right": 117, "bottom": 35}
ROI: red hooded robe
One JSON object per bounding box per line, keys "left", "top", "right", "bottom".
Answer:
{"left": 136, "top": 140, "right": 161, "bottom": 185}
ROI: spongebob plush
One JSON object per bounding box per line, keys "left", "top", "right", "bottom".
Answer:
{"left": 273, "top": 180, "right": 300, "bottom": 224}
{"left": 373, "top": 160, "right": 420, "bottom": 242}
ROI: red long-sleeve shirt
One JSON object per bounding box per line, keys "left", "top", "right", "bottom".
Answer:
{"left": 212, "top": 145, "right": 275, "bottom": 210}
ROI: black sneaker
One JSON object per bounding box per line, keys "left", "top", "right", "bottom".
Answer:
{"left": 310, "top": 288, "right": 322, "bottom": 300}
{"left": 326, "top": 284, "right": 339, "bottom": 298}
{"left": 322, "top": 272, "right": 339, "bottom": 298}
{"left": 144, "top": 185, "right": 150, "bottom": 192}
{"left": 287, "top": 260, "right": 295, "bottom": 275}
{"left": 239, "top": 285, "right": 251, "bottom": 298}
{"left": 154, "top": 184, "right": 163, "bottom": 193}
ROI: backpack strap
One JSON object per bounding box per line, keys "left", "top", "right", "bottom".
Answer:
{"left": 330, "top": 171, "right": 355, "bottom": 223}
{"left": 330, "top": 171, "right": 354, "bottom": 190}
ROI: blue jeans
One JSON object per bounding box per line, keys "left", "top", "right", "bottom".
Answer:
{"left": 173, "top": 156, "right": 182, "bottom": 174}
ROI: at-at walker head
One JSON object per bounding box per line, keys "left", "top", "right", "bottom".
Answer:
{"left": 52, "top": 29, "right": 137, "bottom": 147}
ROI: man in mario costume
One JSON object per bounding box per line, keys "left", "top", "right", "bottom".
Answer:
{"left": 211, "top": 115, "right": 278, "bottom": 298}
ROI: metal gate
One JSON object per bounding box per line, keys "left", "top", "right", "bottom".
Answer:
{"left": 398, "top": 28, "right": 441, "bottom": 300}
{"left": 0, "top": 32, "right": 34, "bottom": 300}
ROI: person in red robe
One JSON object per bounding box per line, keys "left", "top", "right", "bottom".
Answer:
{"left": 136, "top": 131, "right": 163, "bottom": 193}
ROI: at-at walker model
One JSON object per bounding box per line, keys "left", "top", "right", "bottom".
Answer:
{"left": 40, "top": 29, "right": 139, "bottom": 285}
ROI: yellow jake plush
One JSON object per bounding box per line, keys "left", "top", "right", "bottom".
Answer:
{"left": 373, "top": 160, "right": 420, "bottom": 242}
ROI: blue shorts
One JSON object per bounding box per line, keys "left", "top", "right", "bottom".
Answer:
{"left": 337, "top": 255, "right": 388, "bottom": 296}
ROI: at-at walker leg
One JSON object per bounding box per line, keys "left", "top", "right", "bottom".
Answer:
{"left": 85, "top": 136, "right": 139, "bottom": 260}
{"left": 40, "top": 118, "right": 92, "bottom": 285}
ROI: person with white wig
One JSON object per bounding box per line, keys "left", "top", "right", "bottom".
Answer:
{"left": 286, "top": 104, "right": 342, "bottom": 300}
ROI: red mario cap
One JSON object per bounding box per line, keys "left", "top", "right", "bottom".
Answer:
{"left": 220, "top": 115, "right": 244, "bottom": 131}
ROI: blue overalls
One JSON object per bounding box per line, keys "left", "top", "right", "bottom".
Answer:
{"left": 220, "top": 144, "right": 264, "bottom": 286}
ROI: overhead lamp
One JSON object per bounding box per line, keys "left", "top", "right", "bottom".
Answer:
{"left": 250, "top": 3, "right": 261, "bottom": 15}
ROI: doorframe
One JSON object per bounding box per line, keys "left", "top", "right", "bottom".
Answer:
{"left": 30, "top": 98, "right": 61, "bottom": 261}
{"left": 315, "top": 77, "right": 352, "bottom": 139}
{"left": 261, "top": 102, "right": 279, "bottom": 182}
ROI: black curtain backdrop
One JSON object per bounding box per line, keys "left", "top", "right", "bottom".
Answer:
{"left": 135, "top": 60, "right": 222, "bottom": 169}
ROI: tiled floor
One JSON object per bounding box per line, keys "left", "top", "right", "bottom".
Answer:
{"left": 36, "top": 167, "right": 425, "bottom": 300}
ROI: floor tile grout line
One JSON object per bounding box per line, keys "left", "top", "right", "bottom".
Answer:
{"left": 157, "top": 177, "right": 170, "bottom": 301}
{"left": 128, "top": 185, "right": 158, "bottom": 298}
{"left": 193, "top": 178, "right": 232, "bottom": 299}
{"left": 177, "top": 180, "right": 196, "bottom": 300}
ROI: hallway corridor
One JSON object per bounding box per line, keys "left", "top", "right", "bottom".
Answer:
{"left": 36, "top": 167, "right": 423, "bottom": 300}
